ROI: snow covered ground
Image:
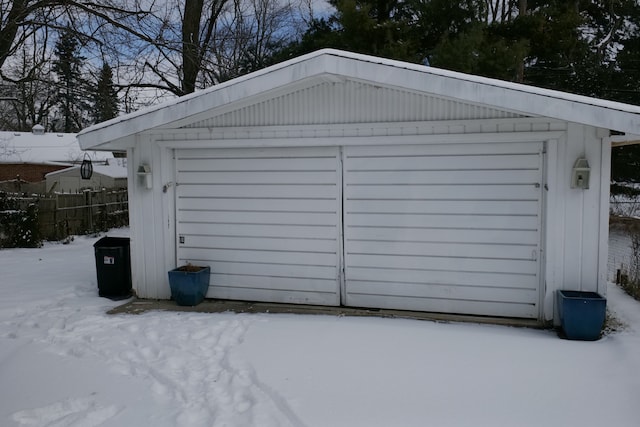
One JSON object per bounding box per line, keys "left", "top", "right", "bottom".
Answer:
{"left": 2, "top": 229, "right": 640, "bottom": 427}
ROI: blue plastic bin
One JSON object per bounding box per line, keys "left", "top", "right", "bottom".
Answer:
{"left": 557, "top": 290, "right": 606, "bottom": 341}
{"left": 168, "top": 266, "right": 211, "bottom": 306}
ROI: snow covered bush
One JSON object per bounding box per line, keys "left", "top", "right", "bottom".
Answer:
{"left": 0, "top": 192, "right": 42, "bottom": 248}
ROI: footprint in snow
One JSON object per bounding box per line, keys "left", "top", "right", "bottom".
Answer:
{"left": 11, "top": 396, "right": 121, "bottom": 427}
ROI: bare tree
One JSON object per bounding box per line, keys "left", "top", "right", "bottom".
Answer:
{"left": 0, "top": 32, "right": 56, "bottom": 131}
{"left": 0, "top": 1, "right": 153, "bottom": 70}
{"left": 105, "top": 0, "right": 300, "bottom": 96}
{"left": 204, "top": 0, "right": 299, "bottom": 84}
{"left": 483, "top": 0, "right": 521, "bottom": 23}
{"left": 181, "top": 0, "right": 229, "bottom": 94}
{"left": 1, "top": 0, "right": 306, "bottom": 119}
{"left": 0, "top": 0, "right": 157, "bottom": 123}
{"left": 0, "top": 134, "right": 27, "bottom": 160}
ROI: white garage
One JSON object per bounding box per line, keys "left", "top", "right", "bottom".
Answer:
{"left": 78, "top": 49, "right": 640, "bottom": 322}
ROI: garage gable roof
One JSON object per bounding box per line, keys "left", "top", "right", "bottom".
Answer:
{"left": 78, "top": 49, "right": 640, "bottom": 150}
{"left": 181, "top": 79, "right": 527, "bottom": 129}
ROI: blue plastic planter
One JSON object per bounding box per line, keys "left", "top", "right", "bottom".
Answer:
{"left": 557, "top": 290, "right": 606, "bottom": 341}
{"left": 168, "top": 266, "right": 211, "bottom": 306}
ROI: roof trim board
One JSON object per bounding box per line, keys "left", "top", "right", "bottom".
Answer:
{"left": 78, "top": 49, "right": 640, "bottom": 150}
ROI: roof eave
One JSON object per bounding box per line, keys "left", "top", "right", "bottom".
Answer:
{"left": 78, "top": 51, "right": 332, "bottom": 150}
{"left": 78, "top": 49, "right": 640, "bottom": 150}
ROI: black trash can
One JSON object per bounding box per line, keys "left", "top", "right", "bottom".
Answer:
{"left": 94, "top": 236, "right": 132, "bottom": 300}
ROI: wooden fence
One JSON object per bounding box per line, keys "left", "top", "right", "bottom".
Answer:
{"left": 2, "top": 189, "right": 128, "bottom": 242}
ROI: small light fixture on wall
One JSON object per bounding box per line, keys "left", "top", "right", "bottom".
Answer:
{"left": 80, "top": 153, "right": 93, "bottom": 180}
{"left": 570, "top": 157, "right": 590, "bottom": 189}
{"left": 137, "top": 164, "right": 152, "bottom": 189}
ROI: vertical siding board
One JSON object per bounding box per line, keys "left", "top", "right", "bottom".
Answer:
{"left": 555, "top": 131, "right": 569, "bottom": 305}
{"left": 160, "top": 146, "right": 176, "bottom": 298}
{"left": 580, "top": 126, "right": 604, "bottom": 293}
{"left": 135, "top": 139, "right": 160, "bottom": 298}
{"left": 150, "top": 143, "right": 170, "bottom": 299}
{"left": 563, "top": 123, "right": 586, "bottom": 291}
{"left": 542, "top": 138, "right": 560, "bottom": 321}
{"left": 127, "top": 146, "right": 145, "bottom": 298}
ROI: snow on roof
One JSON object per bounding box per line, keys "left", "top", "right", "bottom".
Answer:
{"left": 94, "top": 163, "right": 128, "bottom": 179}
{"left": 0, "top": 131, "right": 113, "bottom": 164}
{"left": 78, "top": 49, "right": 640, "bottom": 150}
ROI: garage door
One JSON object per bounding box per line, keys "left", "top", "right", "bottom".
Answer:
{"left": 342, "top": 142, "right": 544, "bottom": 318}
{"left": 175, "top": 147, "right": 342, "bottom": 305}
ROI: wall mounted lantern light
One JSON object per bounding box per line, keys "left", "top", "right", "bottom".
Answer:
{"left": 137, "top": 164, "right": 152, "bottom": 189}
{"left": 80, "top": 153, "right": 93, "bottom": 180}
{"left": 570, "top": 157, "right": 590, "bottom": 189}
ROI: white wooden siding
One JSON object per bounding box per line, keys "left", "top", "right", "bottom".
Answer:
{"left": 175, "top": 147, "right": 342, "bottom": 305}
{"left": 184, "top": 80, "right": 524, "bottom": 129}
{"left": 342, "top": 142, "right": 544, "bottom": 318}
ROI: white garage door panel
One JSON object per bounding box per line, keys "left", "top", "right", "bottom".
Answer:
{"left": 180, "top": 184, "right": 338, "bottom": 199}
{"left": 209, "top": 262, "right": 337, "bottom": 280}
{"left": 180, "top": 171, "right": 338, "bottom": 185}
{"left": 343, "top": 142, "right": 543, "bottom": 318}
{"left": 346, "top": 281, "right": 539, "bottom": 304}
{"left": 348, "top": 200, "right": 538, "bottom": 215}
{"left": 347, "top": 267, "right": 538, "bottom": 290}
{"left": 346, "top": 254, "right": 539, "bottom": 275}
{"left": 350, "top": 142, "right": 541, "bottom": 157}
{"left": 345, "top": 169, "right": 541, "bottom": 185}
{"left": 347, "top": 241, "right": 536, "bottom": 260}
{"left": 176, "top": 146, "right": 341, "bottom": 306}
{"left": 212, "top": 274, "right": 338, "bottom": 292}
{"left": 346, "top": 154, "right": 539, "bottom": 170}
{"left": 184, "top": 198, "right": 335, "bottom": 212}
{"left": 185, "top": 235, "right": 338, "bottom": 253}
{"left": 178, "top": 223, "right": 338, "bottom": 240}
{"left": 180, "top": 248, "right": 337, "bottom": 266}
{"left": 345, "top": 184, "right": 539, "bottom": 200}
{"left": 179, "top": 211, "right": 337, "bottom": 226}
{"left": 348, "top": 214, "right": 539, "bottom": 230}
{"left": 351, "top": 295, "right": 539, "bottom": 318}
{"left": 209, "top": 287, "right": 337, "bottom": 306}
{"left": 346, "top": 228, "right": 538, "bottom": 245}
{"left": 179, "top": 156, "right": 338, "bottom": 171}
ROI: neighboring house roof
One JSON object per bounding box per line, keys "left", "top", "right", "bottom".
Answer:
{"left": 0, "top": 130, "right": 113, "bottom": 164}
{"left": 78, "top": 49, "right": 640, "bottom": 150}
{"left": 93, "top": 163, "right": 128, "bottom": 179}
{"left": 45, "top": 163, "right": 128, "bottom": 179}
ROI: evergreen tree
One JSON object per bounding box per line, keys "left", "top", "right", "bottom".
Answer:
{"left": 52, "top": 27, "right": 88, "bottom": 133}
{"left": 428, "top": 22, "right": 530, "bottom": 81}
{"left": 612, "top": 36, "right": 640, "bottom": 105}
{"left": 92, "top": 63, "right": 119, "bottom": 123}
